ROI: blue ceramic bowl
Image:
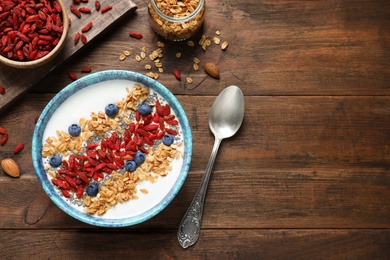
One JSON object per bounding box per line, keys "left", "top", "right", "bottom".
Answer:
{"left": 32, "top": 70, "right": 192, "bottom": 227}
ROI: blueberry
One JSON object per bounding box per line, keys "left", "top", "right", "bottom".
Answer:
{"left": 105, "top": 103, "right": 119, "bottom": 118}
{"left": 49, "top": 155, "right": 62, "bottom": 167}
{"left": 162, "top": 134, "right": 174, "bottom": 146}
{"left": 134, "top": 151, "right": 146, "bottom": 165}
{"left": 138, "top": 102, "right": 152, "bottom": 116}
{"left": 125, "top": 160, "right": 137, "bottom": 172}
{"left": 86, "top": 183, "right": 99, "bottom": 196}
{"left": 68, "top": 123, "right": 81, "bottom": 137}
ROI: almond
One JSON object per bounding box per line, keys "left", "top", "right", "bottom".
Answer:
{"left": 204, "top": 62, "right": 220, "bottom": 79}
{"left": 1, "top": 158, "right": 20, "bottom": 178}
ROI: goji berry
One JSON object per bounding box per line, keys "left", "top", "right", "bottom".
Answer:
{"left": 164, "top": 115, "right": 175, "bottom": 121}
{"left": 173, "top": 68, "right": 181, "bottom": 80}
{"left": 61, "top": 189, "right": 71, "bottom": 198}
{"left": 0, "top": 127, "right": 7, "bottom": 135}
{"left": 81, "top": 22, "right": 93, "bottom": 33}
{"left": 163, "top": 104, "right": 171, "bottom": 117}
{"left": 74, "top": 32, "right": 81, "bottom": 45}
{"left": 58, "top": 169, "right": 69, "bottom": 175}
{"left": 80, "top": 33, "right": 87, "bottom": 44}
{"left": 0, "top": 134, "right": 8, "bottom": 146}
{"left": 78, "top": 172, "right": 90, "bottom": 184}
{"left": 106, "top": 163, "right": 117, "bottom": 170}
{"left": 68, "top": 71, "right": 77, "bottom": 81}
{"left": 79, "top": 7, "right": 91, "bottom": 13}
{"left": 95, "top": 163, "right": 106, "bottom": 172}
{"left": 70, "top": 5, "right": 81, "bottom": 18}
{"left": 101, "top": 5, "right": 112, "bottom": 14}
{"left": 166, "top": 119, "right": 179, "bottom": 125}
{"left": 86, "top": 150, "right": 97, "bottom": 158}
{"left": 53, "top": 1, "right": 62, "bottom": 13}
{"left": 129, "top": 32, "right": 143, "bottom": 39}
{"left": 86, "top": 143, "right": 98, "bottom": 149}
{"left": 157, "top": 130, "right": 166, "bottom": 139}
{"left": 95, "top": 0, "right": 101, "bottom": 11}
{"left": 13, "top": 143, "right": 24, "bottom": 154}
{"left": 143, "top": 124, "right": 159, "bottom": 131}
{"left": 165, "top": 128, "right": 178, "bottom": 136}
{"left": 138, "top": 146, "right": 148, "bottom": 154}
{"left": 156, "top": 100, "right": 164, "bottom": 116}
{"left": 65, "top": 176, "right": 77, "bottom": 188}
{"left": 75, "top": 185, "right": 84, "bottom": 199}
{"left": 159, "top": 118, "right": 165, "bottom": 130}
{"left": 81, "top": 67, "right": 92, "bottom": 73}
{"left": 122, "top": 154, "right": 134, "bottom": 160}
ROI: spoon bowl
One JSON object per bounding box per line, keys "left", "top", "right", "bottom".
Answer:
{"left": 209, "top": 86, "right": 245, "bottom": 139}
{"left": 178, "top": 85, "right": 244, "bottom": 248}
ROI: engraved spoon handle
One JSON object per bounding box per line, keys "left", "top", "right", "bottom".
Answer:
{"left": 177, "top": 137, "right": 222, "bottom": 248}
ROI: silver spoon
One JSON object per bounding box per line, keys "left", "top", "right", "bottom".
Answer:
{"left": 177, "top": 85, "right": 245, "bottom": 248}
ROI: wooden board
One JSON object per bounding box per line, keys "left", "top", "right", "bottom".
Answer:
{"left": 0, "top": 0, "right": 137, "bottom": 114}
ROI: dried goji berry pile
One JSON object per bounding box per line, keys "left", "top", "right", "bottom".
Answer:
{"left": 0, "top": 0, "right": 64, "bottom": 61}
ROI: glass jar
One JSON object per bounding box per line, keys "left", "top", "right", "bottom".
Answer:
{"left": 148, "top": 0, "right": 205, "bottom": 41}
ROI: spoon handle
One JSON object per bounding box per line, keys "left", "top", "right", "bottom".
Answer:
{"left": 177, "top": 137, "right": 222, "bottom": 248}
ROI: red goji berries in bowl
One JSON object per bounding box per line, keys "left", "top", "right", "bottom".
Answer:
{"left": 0, "top": 0, "right": 69, "bottom": 69}
{"left": 32, "top": 70, "right": 192, "bottom": 227}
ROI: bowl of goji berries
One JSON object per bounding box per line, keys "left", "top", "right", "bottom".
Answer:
{"left": 0, "top": 0, "right": 69, "bottom": 69}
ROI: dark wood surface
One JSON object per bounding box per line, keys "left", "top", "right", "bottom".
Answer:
{"left": 1, "top": 0, "right": 389, "bottom": 259}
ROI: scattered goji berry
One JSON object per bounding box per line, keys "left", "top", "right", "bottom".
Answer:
{"left": 95, "top": 0, "right": 101, "bottom": 11}
{"left": 129, "top": 32, "right": 143, "bottom": 39}
{"left": 101, "top": 5, "right": 112, "bottom": 14}
{"left": 68, "top": 71, "right": 78, "bottom": 81}
{"left": 81, "top": 67, "right": 92, "bottom": 73}
{"left": 0, "top": 86, "right": 6, "bottom": 95}
{"left": 81, "top": 22, "right": 93, "bottom": 33}
{"left": 81, "top": 33, "right": 88, "bottom": 44}
{"left": 173, "top": 68, "right": 181, "bottom": 80}
{"left": 74, "top": 32, "right": 81, "bottom": 45}
{"left": 13, "top": 143, "right": 24, "bottom": 154}
{"left": 0, "top": 127, "right": 6, "bottom": 135}
{"left": 0, "top": 134, "right": 8, "bottom": 146}
{"left": 70, "top": 5, "right": 81, "bottom": 18}
{"left": 79, "top": 7, "right": 91, "bottom": 13}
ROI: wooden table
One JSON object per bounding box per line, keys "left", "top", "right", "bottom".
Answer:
{"left": 1, "top": 0, "right": 389, "bottom": 258}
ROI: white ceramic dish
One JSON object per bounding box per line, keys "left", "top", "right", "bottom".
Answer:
{"left": 32, "top": 70, "right": 192, "bottom": 227}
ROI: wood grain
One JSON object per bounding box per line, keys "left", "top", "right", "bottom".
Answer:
{"left": 30, "top": 0, "right": 390, "bottom": 98}
{"left": 1, "top": 230, "right": 389, "bottom": 259}
{"left": 0, "top": 0, "right": 389, "bottom": 258}
{"left": 0, "top": 0, "right": 137, "bottom": 114}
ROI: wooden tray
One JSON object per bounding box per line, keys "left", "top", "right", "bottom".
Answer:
{"left": 0, "top": 0, "right": 137, "bottom": 114}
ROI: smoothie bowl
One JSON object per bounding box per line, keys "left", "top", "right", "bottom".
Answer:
{"left": 32, "top": 70, "right": 192, "bottom": 227}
